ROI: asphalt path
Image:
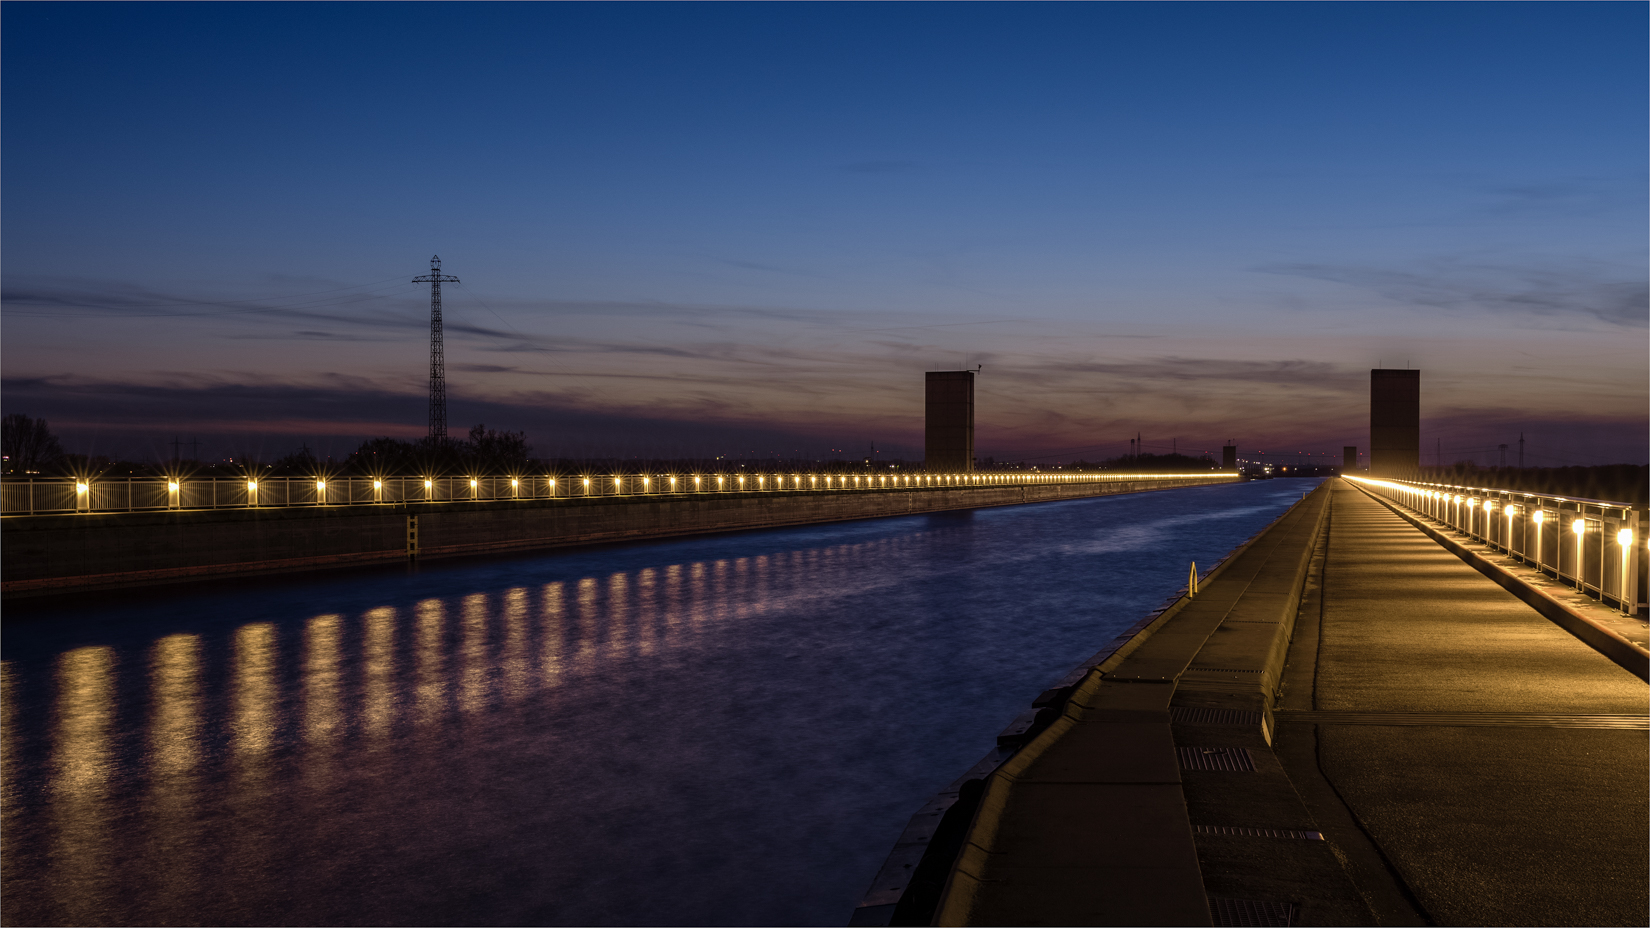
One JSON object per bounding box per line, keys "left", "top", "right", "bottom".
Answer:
{"left": 1286, "top": 481, "right": 1648, "bottom": 927}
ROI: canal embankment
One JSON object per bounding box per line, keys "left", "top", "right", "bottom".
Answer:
{"left": 883, "top": 478, "right": 1646, "bottom": 926}
{"left": 1, "top": 475, "right": 1232, "bottom": 599}
{"left": 852, "top": 483, "right": 1330, "bottom": 926}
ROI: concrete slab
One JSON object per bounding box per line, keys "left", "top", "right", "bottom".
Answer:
{"left": 1014, "top": 723, "right": 1183, "bottom": 784}
{"left": 1306, "top": 480, "right": 1650, "bottom": 926}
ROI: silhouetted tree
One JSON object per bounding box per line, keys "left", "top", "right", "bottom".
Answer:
{"left": 467, "top": 423, "right": 530, "bottom": 472}
{"left": 2, "top": 414, "right": 65, "bottom": 474}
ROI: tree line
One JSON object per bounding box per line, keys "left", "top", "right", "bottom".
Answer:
{"left": 1, "top": 414, "right": 530, "bottom": 477}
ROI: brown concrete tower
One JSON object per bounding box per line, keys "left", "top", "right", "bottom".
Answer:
{"left": 1343, "top": 445, "right": 1357, "bottom": 471}
{"left": 925, "top": 371, "right": 975, "bottom": 472}
{"left": 1369, "top": 369, "right": 1419, "bottom": 477}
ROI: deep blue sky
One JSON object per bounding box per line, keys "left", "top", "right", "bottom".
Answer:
{"left": 4, "top": 2, "right": 1645, "bottom": 465}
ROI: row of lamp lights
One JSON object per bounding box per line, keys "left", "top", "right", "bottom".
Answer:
{"left": 70, "top": 469, "right": 1228, "bottom": 511}
{"left": 1352, "top": 476, "right": 1637, "bottom": 612}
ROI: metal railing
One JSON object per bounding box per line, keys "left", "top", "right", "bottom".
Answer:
{"left": 0, "top": 470, "right": 1238, "bottom": 517}
{"left": 1349, "top": 475, "right": 1644, "bottom": 616}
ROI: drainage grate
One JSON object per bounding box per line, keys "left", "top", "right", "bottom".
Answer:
{"left": 1274, "top": 710, "right": 1650, "bottom": 730}
{"left": 1195, "top": 825, "right": 1323, "bottom": 840}
{"left": 1178, "top": 746, "right": 1256, "bottom": 771}
{"left": 1187, "top": 666, "right": 1263, "bottom": 673}
{"left": 1210, "top": 897, "right": 1296, "bottom": 927}
{"left": 1172, "top": 707, "right": 1263, "bottom": 726}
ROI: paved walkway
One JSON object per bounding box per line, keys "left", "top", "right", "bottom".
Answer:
{"left": 1274, "top": 480, "right": 1648, "bottom": 926}
{"left": 935, "top": 479, "right": 1646, "bottom": 926}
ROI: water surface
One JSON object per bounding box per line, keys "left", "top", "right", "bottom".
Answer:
{"left": 2, "top": 479, "right": 1318, "bottom": 925}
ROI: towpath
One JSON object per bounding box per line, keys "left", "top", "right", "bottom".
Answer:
{"left": 932, "top": 479, "right": 1647, "bottom": 926}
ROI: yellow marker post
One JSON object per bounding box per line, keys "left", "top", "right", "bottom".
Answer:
{"left": 1188, "top": 562, "right": 1199, "bottom": 598}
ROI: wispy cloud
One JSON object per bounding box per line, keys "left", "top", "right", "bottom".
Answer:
{"left": 1256, "top": 256, "right": 1648, "bottom": 328}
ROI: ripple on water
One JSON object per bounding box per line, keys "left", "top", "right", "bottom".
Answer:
{"left": 0, "top": 478, "right": 1320, "bottom": 926}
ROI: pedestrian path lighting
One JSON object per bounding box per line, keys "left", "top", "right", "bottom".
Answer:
{"left": 1618, "top": 528, "right": 1635, "bottom": 614}
{"left": 168, "top": 480, "right": 181, "bottom": 509}
{"left": 1531, "top": 509, "right": 1546, "bottom": 572}
{"left": 374, "top": 479, "right": 384, "bottom": 502}
{"left": 470, "top": 478, "right": 479, "bottom": 499}
{"left": 75, "top": 481, "right": 89, "bottom": 512}
{"left": 424, "top": 479, "right": 434, "bottom": 500}
{"left": 1572, "top": 518, "right": 1586, "bottom": 591}
{"left": 316, "top": 480, "right": 327, "bottom": 504}
{"left": 248, "top": 480, "right": 259, "bottom": 507}
{"left": 511, "top": 478, "right": 519, "bottom": 498}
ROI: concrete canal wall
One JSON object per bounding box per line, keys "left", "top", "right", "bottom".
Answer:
{"left": 2, "top": 475, "right": 1232, "bottom": 599}
{"left": 854, "top": 478, "right": 1647, "bottom": 927}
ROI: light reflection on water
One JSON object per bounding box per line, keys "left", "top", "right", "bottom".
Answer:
{"left": 1, "top": 479, "right": 1318, "bottom": 926}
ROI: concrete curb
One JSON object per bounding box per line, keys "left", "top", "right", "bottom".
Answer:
{"left": 926, "top": 484, "right": 1334, "bottom": 927}
{"left": 1350, "top": 482, "right": 1649, "bottom": 682}
{"left": 846, "top": 489, "right": 1314, "bottom": 927}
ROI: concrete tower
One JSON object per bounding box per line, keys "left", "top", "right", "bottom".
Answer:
{"left": 1369, "top": 369, "right": 1420, "bottom": 477}
{"left": 925, "top": 371, "right": 975, "bottom": 472}
{"left": 1222, "top": 445, "right": 1237, "bottom": 470}
{"left": 1343, "top": 446, "right": 1357, "bottom": 471}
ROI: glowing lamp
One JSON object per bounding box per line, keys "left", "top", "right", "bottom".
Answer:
{"left": 75, "top": 483, "right": 87, "bottom": 494}
{"left": 248, "top": 481, "right": 257, "bottom": 491}
{"left": 1572, "top": 519, "right": 1585, "bottom": 536}
{"left": 1533, "top": 511, "right": 1544, "bottom": 525}
{"left": 471, "top": 479, "right": 478, "bottom": 488}
{"left": 317, "top": 481, "right": 326, "bottom": 491}
{"left": 511, "top": 479, "right": 519, "bottom": 488}
{"left": 168, "top": 482, "right": 179, "bottom": 491}
{"left": 374, "top": 480, "right": 383, "bottom": 490}
{"left": 425, "top": 480, "right": 433, "bottom": 489}
{"left": 1617, "top": 528, "right": 1633, "bottom": 546}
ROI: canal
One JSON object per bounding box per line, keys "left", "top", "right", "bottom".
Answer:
{"left": 2, "top": 478, "right": 1320, "bottom": 926}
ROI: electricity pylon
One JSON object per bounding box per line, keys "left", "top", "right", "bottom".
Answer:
{"left": 413, "top": 255, "right": 460, "bottom": 442}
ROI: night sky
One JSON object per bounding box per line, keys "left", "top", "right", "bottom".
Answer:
{"left": 3, "top": 3, "right": 1645, "bottom": 466}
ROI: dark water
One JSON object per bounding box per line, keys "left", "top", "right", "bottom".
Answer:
{"left": 2, "top": 479, "right": 1318, "bottom": 926}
